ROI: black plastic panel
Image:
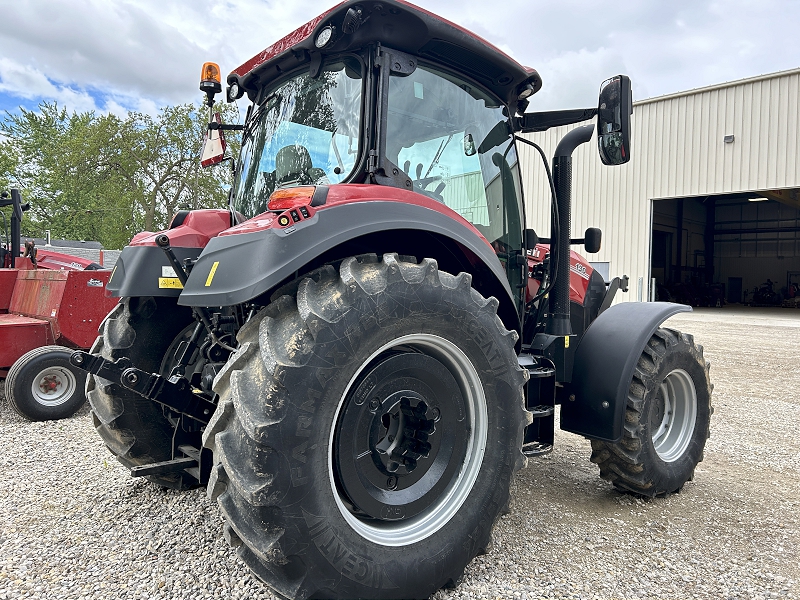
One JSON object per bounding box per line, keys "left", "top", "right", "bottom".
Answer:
{"left": 177, "top": 201, "right": 515, "bottom": 314}
{"left": 107, "top": 246, "right": 203, "bottom": 298}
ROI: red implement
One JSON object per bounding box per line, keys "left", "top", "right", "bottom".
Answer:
{"left": 0, "top": 269, "right": 118, "bottom": 371}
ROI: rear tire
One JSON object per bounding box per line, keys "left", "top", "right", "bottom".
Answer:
{"left": 5, "top": 345, "right": 87, "bottom": 421}
{"left": 590, "top": 328, "right": 713, "bottom": 497}
{"left": 87, "top": 297, "right": 199, "bottom": 490}
{"left": 202, "top": 254, "right": 529, "bottom": 600}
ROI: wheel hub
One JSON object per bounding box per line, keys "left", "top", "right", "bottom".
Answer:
{"left": 31, "top": 366, "right": 77, "bottom": 407}
{"left": 334, "top": 352, "right": 467, "bottom": 522}
{"left": 374, "top": 395, "right": 438, "bottom": 476}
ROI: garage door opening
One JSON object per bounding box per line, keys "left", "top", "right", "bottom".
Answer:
{"left": 651, "top": 190, "right": 800, "bottom": 307}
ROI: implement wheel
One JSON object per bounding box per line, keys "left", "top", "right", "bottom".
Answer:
{"left": 87, "top": 297, "right": 199, "bottom": 489}
{"left": 590, "top": 328, "right": 713, "bottom": 497}
{"left": 6, "top": 345, "right": 87, "bottom": 421}
{"left": 203, "top": 254, "right": 529, "bottom": 600}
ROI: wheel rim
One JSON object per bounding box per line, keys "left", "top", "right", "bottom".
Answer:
{"left": 329, "top": 334, "right": 487, "bottom": 547}
{"left": 651, "top": 368, "right": 697, "bottom": 462}
{"left": 31, "top": 366, "right": 77, "bottom": 407}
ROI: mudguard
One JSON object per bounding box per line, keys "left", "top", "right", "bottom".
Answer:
{"left": 107, "top": 246, "right": 202, "bottom": 298}
{"left": 560, "top": 301, "right": 691, "bottom": 442}
{"left": 177, "top": 200, "right": 516, "bottom": 313}
{"left": 106, "top": 209, "right": 232, "bottom": 298}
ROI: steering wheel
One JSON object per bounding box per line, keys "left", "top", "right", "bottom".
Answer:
{"left": 403, "top": 160, "right": 447, "bottom": 202}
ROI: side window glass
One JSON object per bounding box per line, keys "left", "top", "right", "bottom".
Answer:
{"left": 386, "top": 66, "right": 523, "bottom": 261}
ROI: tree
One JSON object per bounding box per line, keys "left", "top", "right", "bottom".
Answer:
{"left": 119, "top": 102, "right": 240, "bottom": 233}
{"left": 0, "top": 103, "right": 139, "bottom": 249}
{"left": 0, "top": 101, "right": 240, "bottom": 248}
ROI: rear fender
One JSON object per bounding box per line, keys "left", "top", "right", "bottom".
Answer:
{"left": 107, "top": 246, "right": 202, "bottom": 298}
{"left": 107, "top": 209, "right": 232, "bottom": 298}
{"left": 177, "top": 200, "right": 519, "bottom": 330}
{"left": 560, "top": 302, "right": 691, "bottom": 442}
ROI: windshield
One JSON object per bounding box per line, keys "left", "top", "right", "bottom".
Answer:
{"left": 386, "top": 64, "right": 524, "bottom": 269}
{"left": 232, "top": 59, "right": 363, "bottom": 217}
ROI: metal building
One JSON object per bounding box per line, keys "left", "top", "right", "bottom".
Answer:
{"left": 520, "top": 67, "right": 800, "bottom": 307}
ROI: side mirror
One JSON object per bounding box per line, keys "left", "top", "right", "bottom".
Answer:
{"left": 524, "top": 228, "right": 539, "bottom": 250}
{"left": 584, "top": 227, "right": 602, "bottom": 253}
{"left": 200, "top": 113, "right": 227, "bottom": 168}
{"left": 597, "top": 75, "right": 632, "bottom": 166}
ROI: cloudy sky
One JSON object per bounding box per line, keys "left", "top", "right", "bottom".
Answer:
{"left": 1, "top": 0, "right": 799, "bottom": 116}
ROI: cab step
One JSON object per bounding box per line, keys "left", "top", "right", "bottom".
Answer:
{"left": 130, "top": 456, "right": 197, "bottom": 478}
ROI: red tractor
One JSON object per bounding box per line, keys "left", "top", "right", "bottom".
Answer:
{"left": 71, "top": 2, "right": 713, "bottom": 598}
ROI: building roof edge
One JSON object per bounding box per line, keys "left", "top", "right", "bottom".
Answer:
{"left": 635, "top": 67, "right": 800, "bottom": 107}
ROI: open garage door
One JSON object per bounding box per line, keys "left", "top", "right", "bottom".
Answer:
{"left": 651, "top": 190, "right": 800, "bottom": 307}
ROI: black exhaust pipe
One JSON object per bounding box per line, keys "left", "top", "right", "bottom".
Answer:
{"left": 546, "top": 124, "right": 594, "bottom": 336}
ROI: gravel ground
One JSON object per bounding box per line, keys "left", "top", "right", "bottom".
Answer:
{"left": 1, "top": 306, "right": 798, "bottom": 600}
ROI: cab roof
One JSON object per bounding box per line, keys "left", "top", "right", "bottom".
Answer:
{"left": 229, "top": 0, "right": 541, "bottom": 108}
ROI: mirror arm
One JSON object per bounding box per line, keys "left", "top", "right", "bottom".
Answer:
{"left": 208, "top": 122, "right": 245, "bottom": 131}
{"left": 514, "top": 108, "right": 598, "bottom": 133}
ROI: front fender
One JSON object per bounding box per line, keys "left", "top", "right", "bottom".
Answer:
{"left": 177, "top": 200, "right": 516, "bottom": 316}
{"left": 560, "top": 302, "right": 691, "bottom": 442}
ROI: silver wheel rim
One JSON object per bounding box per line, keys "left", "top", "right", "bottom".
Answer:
{"left": 329, "top": 333, "right": 487, "bottom": 547}
{"left": 31, "top": 366, "right": 77, "bottom": 407}
{"left": 652, "top": 368, "right": 697, "bottom": 462}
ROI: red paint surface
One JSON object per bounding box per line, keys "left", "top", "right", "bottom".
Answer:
{"left": 130, "top": 209, "right": 232, "bottom": 248}
{"left": 4, "top": 249, "right": 96, "bottom": 271}
{"left": 525, "top": 244, "right": 594, "bottom": 305}
{"left": 0, "top": 314, "right": 50, "bottom": 369}
{"left": 56, "top": 271, "right": 118, "bottom": 348}
{"left": 9, "top": 270, "right": 68, "bottom": 341}
{"left": 231, "top": 0, "right": 532, "bottom": 85}
{"left": 35, "top": 250, "right": 96, "bottom": 270}
{"left": 220, "top": 184, "right": 491, "bottom": 249}
{"left": 0, "top": 269, "right": 118, "bottom": 367}
{"left": 0, "top": 270, "right": 16, "bottom": 312}
{"left": 231, "top": 10, "right": 335, "bottom": 78}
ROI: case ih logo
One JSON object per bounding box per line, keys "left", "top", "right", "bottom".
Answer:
{"left": 570, "top": 262, "right": 590, "bottom": 280}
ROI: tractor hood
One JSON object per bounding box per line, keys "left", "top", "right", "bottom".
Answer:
{"left": 228, "top": 0, "right": 541, "bottom": 109}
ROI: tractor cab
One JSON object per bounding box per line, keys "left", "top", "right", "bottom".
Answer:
{"left": 198, "top": 0, "right": 630, "bottom": 328}
{"left": 201, "top": 0, "right": 539, "bottom": 292}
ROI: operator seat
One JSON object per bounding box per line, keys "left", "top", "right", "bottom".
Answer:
{"left": 275, "top": 144, "right": 327, "bottom": 187}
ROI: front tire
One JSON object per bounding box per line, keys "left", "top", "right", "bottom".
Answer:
{"left": 202, "top": 254, "right": 529, "bottom": 600}
{"left": 590, "top": 328, "right": 713, "bottom": 497}
{"left": 5, "top": 346, "right": 87, "bottom": 421}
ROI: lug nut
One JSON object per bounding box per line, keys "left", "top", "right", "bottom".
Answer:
{"left": 387, "top": 476, "right": 397, "bottom": 490}
{"left": 369, "top": 398, "right": 380, "bottom": 410}
{"left": 431, "top": 407, "right": 441, "bottom": 421}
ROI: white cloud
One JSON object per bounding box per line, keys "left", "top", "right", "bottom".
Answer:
{"left": 0, "top": 58, "right": 99, "bottom": 113}
{"left": 0, "top": 0, "right": 798, "bottom": 115}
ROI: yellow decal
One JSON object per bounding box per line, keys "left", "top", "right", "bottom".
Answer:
{"left": 110, "top": 265, "right": 117, "bottom": 280}
{"left": 205, "top": 261, "right": 220, "bottom": 287}
{"left": 564, "top": 335, "right": 570, "bottom": 348}
{"left": 158, "top": 277, "right": 183, "bottom": 289}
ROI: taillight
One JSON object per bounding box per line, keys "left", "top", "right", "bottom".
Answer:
{"left": 267, "top": 186, "right": 316, "bottom": 211}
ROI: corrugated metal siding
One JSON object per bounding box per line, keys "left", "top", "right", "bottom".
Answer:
{"left": 519, "top": 68, "right": 800, "bottom": 301}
